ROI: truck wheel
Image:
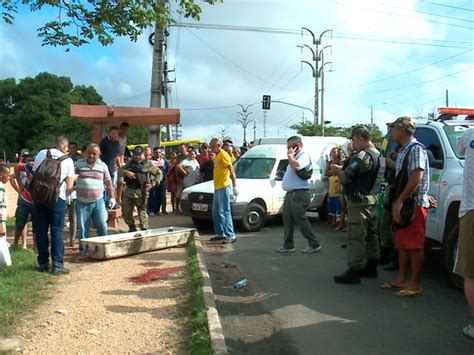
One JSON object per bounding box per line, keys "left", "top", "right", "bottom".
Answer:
{"left": 317, "top": 197, "right": 329, "bottom": 222}
{"left": 241, "top": 203, "right": 267, "bottom": 232}
{"left": 444, "top": 224, "right": 464, "bottom": 290}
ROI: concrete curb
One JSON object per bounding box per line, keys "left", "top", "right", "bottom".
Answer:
{"left": 194, "top": 238, "right": 228, "bottom": 355}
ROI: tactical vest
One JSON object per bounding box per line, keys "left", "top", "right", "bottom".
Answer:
{"left": 345, "top": 148, "right": 385, "bottom": 200}
{"left": 124, "top": 160, "right": 148, "bottom": 189}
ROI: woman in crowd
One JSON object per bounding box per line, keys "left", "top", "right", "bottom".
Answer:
{"left": 167, "top": 151, "right": 179, "bottom": 213}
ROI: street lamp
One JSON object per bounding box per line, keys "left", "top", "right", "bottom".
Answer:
{"left": 301, "top": 28, "right": 333, "bottom": 126}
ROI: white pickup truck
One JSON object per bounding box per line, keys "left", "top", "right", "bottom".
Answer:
{"left": 410, "top": 108, "right": 474, "bottom": 288}
{"left": 180, "top": 136, "right": 347, "bottom": 232}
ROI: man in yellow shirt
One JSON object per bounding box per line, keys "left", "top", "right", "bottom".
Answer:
{"left": 209, "top": 138, "right": 238, "bottom": 244}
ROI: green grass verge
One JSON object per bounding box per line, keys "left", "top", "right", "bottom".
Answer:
{"left": 186, "top": 240, "right": 212, "bottom": 355}
{"left": 0, "top": 249, "right": 53, "bottom": 336}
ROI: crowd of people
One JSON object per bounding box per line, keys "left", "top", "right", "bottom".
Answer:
{"left": 273, "top": 117, "right": 473, "bottom": 339}
{"left": 0, "top": 117, "right": 472, "bottom": 339}
{"left": 0, "top": 128, "right": 247, "bottom": 270}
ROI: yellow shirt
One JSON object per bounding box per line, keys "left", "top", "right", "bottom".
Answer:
{"left": 328, "top": 175, "right": 342, "bottom": 197}
{"left": 214, "top": 150, "right": 232, "bottom": 189}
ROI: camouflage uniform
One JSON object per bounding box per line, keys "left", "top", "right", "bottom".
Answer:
{"left": 334, "top": 126, "right": 383, "bottom": 284}
{"left": 341, "top": 144, "right": 381, "bottom": 270}
{"left": 119, "top": 158, "right": 161, "bottom": 230}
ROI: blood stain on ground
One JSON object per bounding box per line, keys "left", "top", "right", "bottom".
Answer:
{"left": 129, "top": 266, "right": 185, "bottom": 284}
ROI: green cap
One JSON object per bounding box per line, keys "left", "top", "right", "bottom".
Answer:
{"left": 388, "top": 116, "right": 416, "bottom": 133}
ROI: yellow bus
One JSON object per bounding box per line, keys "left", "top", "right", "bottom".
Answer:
{"left": 127, "top": 138, "right": 204, "bottom": 158}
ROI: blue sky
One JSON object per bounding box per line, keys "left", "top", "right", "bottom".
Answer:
{"left": 1, "top": 0, "right": 473, "bottom": 145}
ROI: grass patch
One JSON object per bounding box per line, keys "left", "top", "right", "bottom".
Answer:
{"left": 5, "top": 217, "right": 15, "bottom": 229}
{"left": 186, "top": 240, "right": 212, "bottom": 354}
{"left": 0, "top": 249, "right": 53, "bottom": 336}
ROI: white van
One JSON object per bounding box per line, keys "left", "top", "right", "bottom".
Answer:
{"left": 180, "top": 136, "right": 348, "bottom": 231}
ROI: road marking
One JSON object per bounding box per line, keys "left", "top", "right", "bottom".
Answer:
{"left": 215, "top": 292, "right": 276, "bottom": 304}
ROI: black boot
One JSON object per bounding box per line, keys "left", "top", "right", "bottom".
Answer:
{"left": 334, "top": 268, "right": 361, "bottom": 284}
{"left": 383, "top": 249, "right": 399, "bottom": 271}
{"left": 360, "top": 259, "right": 378, "bottom": 278}
{"left": 128, "top": 224, "right": 137, "bottom": 232}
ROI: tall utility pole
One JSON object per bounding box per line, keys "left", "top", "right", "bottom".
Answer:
{"left": 370, "top": 104, "right": 374, "bottom": 133}
{"left": 148, "top": 0, "right": 166, "bottom": 149}
{"left": 301, "top": 28, "right": 332, "bottom": 126}
{"left": 237, "top": 104, "right": 253, "bottom": 145}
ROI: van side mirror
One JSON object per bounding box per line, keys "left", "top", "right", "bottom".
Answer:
{"left": 275, "top": 170, "right": 285, "bottom": 181}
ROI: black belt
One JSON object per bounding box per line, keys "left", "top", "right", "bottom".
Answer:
{"left": 288, "top": 188, "right": 309, "bottom": 193}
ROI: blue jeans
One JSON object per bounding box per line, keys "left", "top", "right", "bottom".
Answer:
{"left": 148, "top": 181, "right": 166, "bottom": 214}
{"left": 212, "top": 185, "right": 235, "bottom": 239}
{"left": 33, "top": 198, "right": 67, "bottom": 268}
{"left": 76, "top": 198, "right": 108, "bottom": 252}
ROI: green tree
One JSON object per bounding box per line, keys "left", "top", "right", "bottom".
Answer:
{"left": 289, "top": 122, "right": 384, "bottom": 141}
{"left": 1, "top": 0, "right": 221, "bottom": 48}
{"left": 0, "top": 72, "right": 104, "bottom": 158}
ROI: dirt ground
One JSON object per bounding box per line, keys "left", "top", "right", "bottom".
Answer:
{"left": 12, "top": 213, "right": 195, "bottom": 354}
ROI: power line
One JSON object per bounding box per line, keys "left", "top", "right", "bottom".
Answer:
{"left": 329, "top": 0, "right": 474, "bottom": 30}
{"left": 184, "top": 27, "right": 288, "bottom": 90}
{"left": 329, "top": 66, "right": 474, "bottom": 95}
{"left": 173, "top": 23, "right": 473, "bottom": 49}
{"left": 331, "top": 48, "right": 473, "bottom": 90}
{"left": 420, "top": 1, "right": 474, "bottom": 13}
{"left": 370, "top": 1, "right": 474, "bottom": 24}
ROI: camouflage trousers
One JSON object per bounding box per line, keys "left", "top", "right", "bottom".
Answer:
{"left": 122, "top": 191, "right": 149, "bottom": 229}
{"left": 347, "top": 200, "right": 380, "bottom": 270}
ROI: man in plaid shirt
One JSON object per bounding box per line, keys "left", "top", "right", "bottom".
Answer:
{"left": 384, "top": 116, "right": 430, "bottom": 297}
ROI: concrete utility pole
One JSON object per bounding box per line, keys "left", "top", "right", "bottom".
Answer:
{"left": 148, "top": 1, "right": 166, "bottom": 149}
{"left": 237, "top": 104, "right": 253, "bottom": 145}
{"left": 301, "top": 28, "right": 332, "bottom": 126}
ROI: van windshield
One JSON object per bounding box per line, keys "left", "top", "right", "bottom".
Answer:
{"left": 443, "top": 125, "right": 472, "bottom": 159}
{"left": 234, "top": 158, "right": 276, "bottom": 179}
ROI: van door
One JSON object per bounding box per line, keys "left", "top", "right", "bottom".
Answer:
{"left": 271, "top": 159, "right": 289, "bottom": 214}
{"left": 413, "top": 127, "right": 445, "bottom": 239}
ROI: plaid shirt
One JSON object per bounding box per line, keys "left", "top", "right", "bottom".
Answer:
{"left": 395, "top": 138, "right": 430, "bottom": 207}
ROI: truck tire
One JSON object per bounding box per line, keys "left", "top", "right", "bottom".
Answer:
{"left": 317, "top": 196, "right": 329, "bottom": 222}
{"left": 444, "top": 224, "right": 464, "bottom": 290}
{"left": 240, "top": 203, "right": 267, "bottom": 232}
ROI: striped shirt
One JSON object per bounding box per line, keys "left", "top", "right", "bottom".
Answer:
{"left": 75, "top": 158, "right": 111, "bottom": 203}
{"left": 0, "top": 182, "right": 7, "bottom": 223}
{"left": 395, "top": 138, "right": 430, "bottom": 208}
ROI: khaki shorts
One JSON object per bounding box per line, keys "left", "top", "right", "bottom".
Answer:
{"left": 454, "top": 210, "right": 474, "bottom": 278}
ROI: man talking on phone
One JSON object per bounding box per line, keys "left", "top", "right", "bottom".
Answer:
{"left": 276, "top": 136, "right": 322, "bottom": 254}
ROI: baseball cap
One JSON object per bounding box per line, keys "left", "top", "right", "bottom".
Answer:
{"left": 133, "top": 146, "right": 144, "bottom": 155}
{"left": 388, "top": 116, "right": 416, "bottom": 133}
{"left": 350, "top": 125, "right": 372, "bottom": 139}
{"left": 223, "top": 137, "right": 233, "bottom": 145}
{"left": 21, "top": 149, "right": 32, "bottom": 157}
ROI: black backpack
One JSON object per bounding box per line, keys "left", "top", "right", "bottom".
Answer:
{"left": 30, "top": 149, "right": 69, "bottom": 206}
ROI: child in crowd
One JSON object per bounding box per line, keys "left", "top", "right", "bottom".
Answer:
{"left": 0, "top": 163, "right": 12, "bottom": 266}
{"left": 327, "top": 148, "right": 343, "bottom": 228}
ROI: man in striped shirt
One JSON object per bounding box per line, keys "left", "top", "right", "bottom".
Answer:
{"left": 75, "top": 143, "right": 115, "bottom": 253}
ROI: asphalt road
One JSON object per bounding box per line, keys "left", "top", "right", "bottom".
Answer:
{"left": 199, "top": 214, "right": 474, "bottom": 355}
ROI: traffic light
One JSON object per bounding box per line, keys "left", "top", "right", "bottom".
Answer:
{"left": 262, "top": 95, "right": 271, "bottom": 110}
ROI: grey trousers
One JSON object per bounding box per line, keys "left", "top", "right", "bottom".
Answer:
{"left": 283, "top": 190, "right": 319, "bottom": 248}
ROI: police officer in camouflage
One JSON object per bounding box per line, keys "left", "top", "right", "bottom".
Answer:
{"left": 330, "top": 126, "right": 384, "bottom": 284}
{"left": 117, "top": 146, "right": 161, "bottom": 232}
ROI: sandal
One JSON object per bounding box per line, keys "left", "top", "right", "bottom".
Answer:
{"left": 396, "top": 289, "right": 423, "bottom": 297}
{"left": 381, "top": 282, "right": 404, "bottom": 290}
{"left": 463, "top": 325, "right": 474, "bottom": 339}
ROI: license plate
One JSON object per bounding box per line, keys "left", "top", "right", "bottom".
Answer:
{"left": 192, "top": 203, "right": 208, "bottom": 212}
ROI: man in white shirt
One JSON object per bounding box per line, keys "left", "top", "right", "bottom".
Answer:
{"left": 455, "top": 128, "right": 474, "bottom": 339}
{"left": 33, "top": 136, "right": 75, "bottom": 275}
